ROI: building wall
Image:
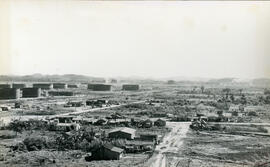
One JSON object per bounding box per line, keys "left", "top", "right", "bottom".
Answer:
{"left": 109, "top": 131, "right": 133, "bottom": 140}
{"left": 12, "top": 83, "right": 26, "bottom": 89}
{"left": 0, "top": 88, "right": 20, "bottom": 99}
{"left": 104, "top": 148, "right": 121, "bottom": 160}
{"left": 92, "top": 147, "right": 121, "bottom": 160}
{"left": 0, "top": 84, "right": 11, "bottom": 89}
{"left": 67, "top": 84, "right": 78, "bottom": 88}
{"left": 22, "top": 88, "right": 41, "bottom": 98}
{"left": 87, "top": 84, "right": 112, "bottom": 91}
{"left": 140, "top": 134, "right": 158, "bottom": 141}
{"left": 48, "top": 91, "right": 73, "bottom": 96}
{"left": 122, "top": 84, "right": 139, "bottom": 91}
{"left": 53, "top": 83, "right": 67, "bottom": 89}
{"left": 33, "top": 83, "right": 53, "bottom": 90}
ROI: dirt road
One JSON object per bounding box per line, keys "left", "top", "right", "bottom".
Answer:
{"left": 54, "top": 100, "right": 145, "bottom": 117}
{"left": 149, "top": 122, "right": 191, "bottom": 167}
{"left": 0, "top": 100, "right": 145, "bottom": 125}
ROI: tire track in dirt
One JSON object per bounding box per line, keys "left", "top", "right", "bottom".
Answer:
{"left": 149, "top": 122, "right": 190, "bottom": 167}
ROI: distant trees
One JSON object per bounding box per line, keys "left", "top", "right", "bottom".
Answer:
{"left": 256, "top": 95, "right": 270, "bottom": 104}
{"left": 200, "top": 86, "right": 205, "bottom": 93}
{"left": 239, "top": 89, "right": 243, "bottom": 95}
{"left": 248, "top": 111, "right": 257, "bottom": 116}
{"left": 192, "top": 86, "right": 197, "bottom": 93}
{"left": 240, "top": 94, "right": 247, "bottom": 105}
{"left": 230, "top": 94, "right": 235, "bottom": 102}
{"left": 167, "top": 80, "right": 175, "bottom": 84}
{"left": 266, "top": 95, "right": 270, "bottom": 104}
{"left": 8, "top": 120, "right": 25, "bottom": 136}
{"left": 222, "top": 88, "right": 231, "bottom": 100}
{"left": 264, "top": 89, "right": 270, "bottom": 95}
{"left": 217, "top": 110, "right": 223, "bottom": 117}
{"left": 8, "top": 119, "right": 49, "bottom": 134}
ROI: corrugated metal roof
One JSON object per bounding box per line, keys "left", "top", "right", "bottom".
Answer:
{"left": 109, "top": 127, "right": 136, "bottom": 134}
{"left": 103, "top": 144, "right": 123, "bottom": 153}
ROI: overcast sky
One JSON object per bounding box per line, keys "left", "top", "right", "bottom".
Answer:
{"left": 1, "top": 1, "right": 270, "bottom": 79}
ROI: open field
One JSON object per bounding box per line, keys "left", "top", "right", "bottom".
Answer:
{"left": 1, "top": 80, "right": 270, "bottom": 166}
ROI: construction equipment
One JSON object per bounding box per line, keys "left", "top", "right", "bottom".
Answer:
{"left": 190, "top": 115, "right": 208, "bottom": 130}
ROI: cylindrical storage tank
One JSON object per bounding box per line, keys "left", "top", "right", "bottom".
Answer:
{"left": 0, "top": 84, "right": 12, "bottom": 89}
{"left": 0, "top": 88, "right": 20, "bottom": 99}
{"left": 33, "top": 83, "right": 53, "bottom": 90}
{"left": 122, "top": 84, "right": 140, "bottom": 91}
{"left": 12, "top": 83, "right": 26, "bottom": 89}
{"left": 87, "top": 84, "right": 112, "bottom": 91}
{"left": 22, "top": 88, "right": 41, "bottom": 98}
{"left": 53, "top": 83, "right": 67, "bottom": 89}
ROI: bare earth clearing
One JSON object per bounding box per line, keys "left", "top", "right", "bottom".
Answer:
{"left": 146, "top": 122, "right": 190, "bottom": 167}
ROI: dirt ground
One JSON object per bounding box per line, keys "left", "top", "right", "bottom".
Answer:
{"left": 0, "top": 151, "right": 149, "bottom": 167}
{"left": 143, "top": 122, "right": 270, "bottom": 167}
{"left": 178, "top": 130, "right": 270, "bottom": 167}
{"left": 143, "top": 122, "right": 190, "bottom": 167}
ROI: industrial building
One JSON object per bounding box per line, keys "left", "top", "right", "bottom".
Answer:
{"left": 86, "top": 144, "right": 123, "bottom": 161}
{"left": 22, "top": 88, "right": 41, "bottom": 98}
{"left": 67, "top": 84, "right": 79, "bottom": 88}
{"left": 0, "top": 88, "right": 20, "bottom": 100}
{"left": 33, "top": 83, "right": 53, "bottom": 90}
{"left": 87, "top": 84, "right": 112, "bottom": 91}
{"left": 48, "top": 91, "right": 74, "bottom": 96}
{"left": 12, "top": 83, "right": 26, "bottom": 89}
{"left": 52, "top": 83, "right": 67, "bottom": 89}
{"left": 122, "top": 84, "right": 140, "bottom": 91}
{"left": 0, "top": 84, "right": 12, "bottom": 89}
{"left": 108, "top": 127, "right": 136, "bottom": 140}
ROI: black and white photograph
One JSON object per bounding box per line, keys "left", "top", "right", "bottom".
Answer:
{"left": 0, "top": 0, "right": 270, "bottom": 166}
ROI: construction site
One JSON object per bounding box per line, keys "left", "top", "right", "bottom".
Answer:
{"left": 1, "top": 0, "right": 269, "bottom": 166}
{"left": 0, "top": 77, "right": 270, "bottom": 167}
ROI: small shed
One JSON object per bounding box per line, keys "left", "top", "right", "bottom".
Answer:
{"left": 54, "top": 116, "right": 76, "bottom": 123}
{"left": 154, "top": 119, "right": 166, "bottom": 127}
{"left": 87, "top": 144, "right": 123, "bottom": 161}
{"left": 138, "top": 119, "right": 153, "bottom": 128}
{"left": 0, "top": 106, "right": 11, "bottom": 111}
{"left": 67, "top": 101, "right": 85, "bottom": 107}
{"left": 108, "top": 127, "right": 136, "bottom": 140}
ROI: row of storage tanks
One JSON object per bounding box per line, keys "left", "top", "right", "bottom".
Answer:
{"left": 0, "top": 83, "right": 140, "bottom": 100}
{"left": 0, "top": 83, "right": 76, "bottom": 100}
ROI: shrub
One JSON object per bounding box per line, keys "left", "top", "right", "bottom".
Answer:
{"left": 248, "top": 111, "right": 257, "bottom": 116}
{"left": 12, "top": 136, "right": 49, "bottom": 152}
{"left": 8, "top": 119, "right": 49, "bottom": 133}
{"left": 23, "top": 136, "right": 48, "bottom": 151}
{"left": 232, "top": 111, "right": 239, "bottom": 116}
